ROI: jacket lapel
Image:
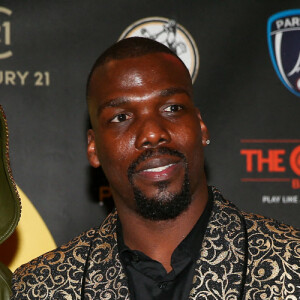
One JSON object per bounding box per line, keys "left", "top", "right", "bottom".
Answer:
{"left": 189, "top": 187, "right": 247, "bottom": 299}
{"left": 82, "top": 188, "right": 247, "bottom": 299}
{"left": 83, "top": 210, "right": 130, "bottom": 299}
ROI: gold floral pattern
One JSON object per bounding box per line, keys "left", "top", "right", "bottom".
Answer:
{"left": 12, "top": 228, "right": 97, "bottom": 299}
{"left": 243, "top": 212, "right": 300, "bottom": 299}
{"left": 83, "top": 211, "right": 130, "bottom": 300}
{"left": 189, "top": 188, "right": 247, "bottom": 299}
{"left": 12, "top": 188, "right": 300, "bottom": 299}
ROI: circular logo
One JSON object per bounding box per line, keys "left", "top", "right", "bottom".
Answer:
{"left": 119, "top": 17, "right": 199, "bottom": 83}
{"left": 290, "top": 145, "right": 300, "bottom": 176}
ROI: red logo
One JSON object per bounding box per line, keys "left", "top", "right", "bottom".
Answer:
{"left": 240, "top": 139, "right": 300, "bottom": 189}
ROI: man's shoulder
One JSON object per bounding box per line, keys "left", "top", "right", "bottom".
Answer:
{"left": 235, "top": 207, "right": 300, "bottom": 297}
{"left": 241, "top": 210, "right": 300, "bottom": 240}
{"left": 211, "top": 189, "right": 300, "bottom": 297}
{"left": 11, "top": 210, "right": 119, "bottom": 299}
{"left": 212, "top": 187, "right": 300, "bottom": 241}
{"left": 241, "top": 210, "right": 300, "bottom": 267}
{"left": 12, "top": 227, "right": 98, "bottom": 299}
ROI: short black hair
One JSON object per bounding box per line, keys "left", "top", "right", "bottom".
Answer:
{"left": 86, "top": 37, "right": 189, "bottom": 98}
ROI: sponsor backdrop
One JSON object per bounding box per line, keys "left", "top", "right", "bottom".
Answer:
{"left": 0, "top": 1, "right": 299, "bottom": 271}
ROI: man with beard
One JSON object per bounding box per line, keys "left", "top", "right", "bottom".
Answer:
{"left": 12, "top": 37, "right": 300, "bottom": 299}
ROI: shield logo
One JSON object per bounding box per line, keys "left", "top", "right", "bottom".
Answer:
{"left": 267, "top": 9, "right": 300, "bottom": 97}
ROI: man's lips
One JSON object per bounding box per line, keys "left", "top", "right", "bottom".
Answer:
{"left": 133, "top": 157, "right": 183, "bottom": 181}
{"left": 135, "top": 157, "right": 181, "bottom": 173}
{"left": 127, "top": 147, "right": 187, "bottom": 183}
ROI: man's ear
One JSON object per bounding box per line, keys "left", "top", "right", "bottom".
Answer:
{"left": 87, "top": 129, "right": 101, "bottom": 168}
{"left": 196, "top": 109, "right": 210, "bottom": 147}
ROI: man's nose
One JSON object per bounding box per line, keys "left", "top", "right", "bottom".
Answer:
{"left": 135, "top": 117, "right": 171, "bottom": 149}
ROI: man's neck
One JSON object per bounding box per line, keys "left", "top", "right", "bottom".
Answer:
{"left": 116, "top": 185, "right": 208, "bottom": 272}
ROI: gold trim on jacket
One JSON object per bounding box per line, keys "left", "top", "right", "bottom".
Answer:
{"left": 12, "top": 188, "right": 300, "bottom": 299}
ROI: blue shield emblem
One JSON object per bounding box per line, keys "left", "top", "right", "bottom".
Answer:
{"left": 267, "top": 10, "right": 300, "bottom": 97}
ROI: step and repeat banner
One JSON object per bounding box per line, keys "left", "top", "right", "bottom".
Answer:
{"left": 0, "top": 1, "right": 299, "bottom": 270}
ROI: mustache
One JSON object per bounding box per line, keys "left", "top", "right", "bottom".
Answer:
{"left": 127, "top": 147, "right": 186, "bottom": 179}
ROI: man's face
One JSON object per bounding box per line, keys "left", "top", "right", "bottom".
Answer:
{"left": 87, "top": 52, "right": 208, "bottom": 220}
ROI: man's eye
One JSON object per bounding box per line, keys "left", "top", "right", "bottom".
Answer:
{"left": 164, "top": 105, "right": 183, "bottom": 112}
{"left": 111, "top": 113, "right": 131, "bottom": 123}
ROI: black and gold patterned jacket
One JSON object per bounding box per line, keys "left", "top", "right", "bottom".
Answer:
{"left": 12, "top": 188, "right": 300, "bottom": 299}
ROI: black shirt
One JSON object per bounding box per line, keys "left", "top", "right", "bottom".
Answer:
{"left": 117, "top": 187, "right": 213, "bottom": 300}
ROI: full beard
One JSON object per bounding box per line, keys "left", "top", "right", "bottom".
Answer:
{"left": 128, "top": 148, "right": 192, "bottom": 221}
